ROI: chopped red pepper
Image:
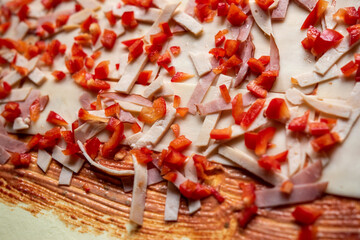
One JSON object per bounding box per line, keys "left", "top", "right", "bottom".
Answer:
{"left": 105, "top": 10, "right": 117, "bottom": 26}
{"left": 341, "top": 60, "right": 358, "bottom": 77}
{"left": 227, "top": 3, "right": 247, "bottom": 26}
{"left": 163, "top": 148, "right": 187, "bottom": 168}
{"left": 265, "top": 98, "right": 290, "bottom": 122}
{"left": 320, "top": 117, "right": 337, "bottom": 129}
{"left": 52, "top": 70, "right": 66, "bottom": 81}
{"left": 219, "top": 84, "right": 231, "bottom": 103}
{"left": 244, "top": 132, "right": 258, "bottom": 150}
{"left": 131, "top": 122, "right": 141, "bottom": 133}
{"left": 128, "top": 39, "right": 144, "bottom": 62}
{"left": 171, "top": 72, "right": 194, "bottom": 82}
{"left": 292, "top": 206, "right": 322, "bottom": 225}
{"left": 163, "top": 171, "right": 178, "bottom": 182}
{"left": 65, "top": 56, "right": 84, "bottom": 74}
{"left": 131, "top": 147, "right": 153, "bottom": 164}
{"left": 311, "top": 132, "right": 340, "bottom": 152}
{"left": 195, "top": 2, "right": 216, "bottom": 23}
{"left": 298, "top": 225, "right": 317, "bottom": 240}
{"left": 170, "top": 123, "right": 180, "bottom": 138}
{"left": 288, "top": 110, "right": 310, "bottom": 132}
{"left": 333, "top": 7, "right": 359, "bottom": 25}
{"left": 241, "top": 99, "right": 266, "bottom": 130}
{"left": 56, "top": 14, "right": 69, "bottom": 27}
{"left": 150, "top": 32, "right": 168, "bottom": 45}
{"left": 169, "top": 135, "right": 192, "bottom": 152}
{"left": 121, "top": 11, "right": 138, "bottom": 28}
{"left": 101, "top": 29, "right": 117, "bottom": 49}
{"left": 137, "top": 71, "right": 153, "bottom": 86}
{"left": 85, "top": 57, "right": 95, "bottom": 69}
{"left": 170, "top": 46, "right": 181, "bottom": 56}
{"left": 11, "top": 153, "right": 31, "bottom": 168}
{"left": 176, "top": 107, "right": 189, "bottom": 117}
{"left": 102, "top": 122, "right": 124, "bottom": 158}
{"left": 81, "top": 15, "right": 98, "bottom": 32}
{"left": 312, "top": 29, "right": 343, "bottom": 56}
{"left": 94, "top": 61, "right": 110, "bottom": 80}
{"left": 255, "top": 127, "right": 276, "bottom": 156}
{"left": 301, "top": 0, "right": 328, "bottom": 29}
{"left": 213, "top": 55, "right": 242, "bottom": 74}
{"left": 29, "top": 98, "right": 40, "bottom": 122}
{"left": 308, "top": 122, "right": 330, "bottom": 136}
{"left": 85, "top": 137, "right": 101, "bottom": 159}
{"left": 17, "top": 4, "right": 29, "bottom": 21}
{"left": 122, "top": 0, "right": 152, "bottom": 8}
{"left": 215, "top": 29, "right": 228, "bottom": 47}
{"left": 89, "top": 22, "right": 101, "bottom": 45}
{"left": 173, "top": 95, "right": 181, "bottom": 108}
{"left": 38, "top": 127, "right": 62, "bottom": 150}
{"left": 42, "top": 22, "right": 55, "bottom": 34}
{"left": 237, "top": 205, "right": 258, "bottom": 228}
{"left": 258, "top": 150, "right": 288, "bottom": 171}
{"left": 193, "top": 154, "right": 214, "bottom": 181}
{"left": 159, "top": 22, "right": 172, "bottom": 37}
{"left": 0, "top": 81, "right": 11, "bottom": 99}
{"left": 209, "top": 47, "right": 226, "bottom": 59}
{"left": 255, "top": 0, "right": 274, "bottom": 11}
{"left": 41, "top": 0, "right": 61, "bottom": 9}
{"left": 247, "top": 57, "right": 265, "bottom": 74}
{"left": 210, "top": 126, "right": 232, "bottom": 140}
{"left": 46, "top": 111, "right": 68, "bottom": 126}
{"left": 232, "top": 93, "right": 244, "bottom": 125}
{"left": 138, "top": 97, "right": 167, "bottom": 124}
{"left": 27, "top": 133, "right": 42, "bottom": 151}
{"left": 280, "top": 180, "right": 294, "bottom": 194}
{"left": 347, "top": 24, "right": 360, "bottom": 46}
{"left": 1, "top": 102, "right": 21, "bottom": 122}
{"left": 87, "top": 78, "right": 110, "bottom": 92}
{"left": 239, "top": 182, "right": 256, "bottom": 207}
{"left": 106, "top": 117, "right": 121, "bottom": 132}
{"left": 217, "top": 2, "right": 229, "bottom": 16}
{"left": 247, "top": 70, "right": 278, "bottom": 98}
{"left": 179, "top": 180, "right": 212, "bottom": 200}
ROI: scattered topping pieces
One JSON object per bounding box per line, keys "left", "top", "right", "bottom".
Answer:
{"left": 292, "top": 206, "right": 322, "bottom": 225}
{"left": 1, "top": 102, "right": 21, "bottom": 122}
{"left": 138, "top": 97, "right": 166, "bottom": 124}
{"left": 241, "top": 99, "right": 265, "bottom": 130}
{"left": 301, "top": 0, "right": 328, "bottom": 30}
{"left": 258, "top": 150, "right": 288, "bottom": 171}
{"left": 169, "top": 135, "right": 192, "bottom": 152}
{"left": 210, "top": 126, "right": 232, "bottom": 140}
{"left": 232, "top": 93, "right": 244, "bottom": 125}
{"left": 171, "top": 72, "right": 194, "bottom": 82}
{"left": 101, "top": 29, "right": 117, "bottom": 49}
{"left": 46, "top": 111, "right": 68, "bottom": 126}
{"left": 311, "top": 132, "right": 340, "bottom": 152}
{"left": 265, "top": 98, "right": 290, "bottom": 122}
{"left": 288, "top": 111, "right": 309, "bottom": 132}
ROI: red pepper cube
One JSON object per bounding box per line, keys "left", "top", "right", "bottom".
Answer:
{"left": 241, "top": 99, "right": 266, "bottom": 130}
{"left": 227, "top": 3, "right": 247, "bottom": 26}
{"left": 255, "top": 127, "right": 276, "bottom": 156}
{"left": 171, "top": 72, "right": 194, "bottom": 82}
{"left": 46, "top": 111, "right": 68, "bottom": 126}
{"left": 137, "top": 70, "right": 152, "bottom": 85}
{"left": 169, "top": 135, "right": 192, "bottom": 152}
{"left": 288, "top": 110, "right": 310, "bottom": 132}
{"left": 217, "top": 2, "right": 229, "bottom": 16}
{"left": 121, "top": 11, "right": 138, "bottom": 29}
{"left": 210, "top": 126, "right": 232, "bottom": 140}
{"left": 219, "top": 84, "right": 231, "bottom": 103}
{"left": 224, "top": 39, "right": 239, "bottom": 57}
{"left": 52, "top": 70, "right": 66, "bottom": 81}
{"left": 101, "top": 29, "right": 117, "bottom": 49}
{"left": 214, "top": 29, "right": 228, "bottom": 47}
{"left": 255, "top": 0, "right": 275, "bottom": 11}
{"left": 105, "top": 10, "right": 117, "bottom": 26}
{"left": 0, "top": 81, "right": 11, "bottom": 99}
{"left": 347, "top": 24, "right": 360, "bottom": 46}
{"left": 265, "top": 98, "right": 290, "bottom": 122}
{"left": 128, "top": 39, "right": 144, "bottom": 62}
{"left": 94, "top": 61, "right": 110, "bottom": 80}
{"left": 292, "top": 206, "right": 322, "bottom": 225}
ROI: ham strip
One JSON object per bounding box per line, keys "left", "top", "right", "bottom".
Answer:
{"left": 242, "top": 92, "right": 257, "bottom": 107}
{"left": 79, "top": 93, "right": 93, "bottom": 110}
{"left": 197, "top": 98, "right": 232, "bottom": 115}
{"left": 186, "top": 72, "right": 218, "bottom": 114}
{"left": 164, "top": 181, "right": 181, "bottom": 221}
{"left": 293, "top": 0, "right": 317, "bottom": 11}
{"left": 184, "top": 0, "right": 196, "bottom": 17}
{"left": 37, "top": 149, "right": 52, "bottom": 172}
{"left": 121, "top": 167, "right": 163, "bottom": 193}
{"left": 249, "top": 0, "right": 272, "bottom": 36}
{"left": 19, "top": 89, "right": 41, "bottom": 118}
{"left": 271, "top": 0, "right": 290, "bottom": 20}
{"left": 266, "top": 35, "right": 280, "bottom": 72}
{"left": 255, "top": 182, "right": 328, "bottom": 208}
{"left": 39, "top": 95, "right": 49, "bottom": 111}
{"left": 58, "top": 167, "right": 73, "bottom": 186}
{"left": 0, "top": 87, "right": 31, "bottom": 103}
{"left": 101, "top": 92, "right": 152, "bottom": 107}
{"left": 234, "top": 38, "right": 255, "bottom": 87}
{"left": 74, "top": 122, "right": 106, "bottom": 143}
{"left": 0, "top": 134, "right": 27, "bottom": 153}
{"left": 290, "top": 160, "right": 322, "bottom": 185}
{"left": 0, "top": 146, "right": 11, "bottom": 164}
{"left": 52, "top": 146, "right": 84, "bottom": 173}
{"left": 184, "top": 157, "right": 201, "bottom": 214}
{"left": 129, "top": 155, "right": 148, "bottom": 225}
{"left": 119, "top": 110, "right": 137, "bottom": 123}
{"left": 237, "top": 16, "right": 254, "bottom": 42}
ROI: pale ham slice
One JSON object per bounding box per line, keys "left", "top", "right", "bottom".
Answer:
{"left": 15, "top": 21, "right": 29, "bottom": 40}
{"left": 52, "top": 146, "right": 84, "bottom": 173}
{"left": 129, "top": 155, "right": 148, "bottom": 225}
{"left": 172, "top": 11, "right": 203, "bottom": 36}
{"left": 0, "top": 87, "right": 31, "bottom": 103}
{"left": 242, "top": 92, "right": 257, "bottom": 107}
{"left": 209, "top": 154, "right": 237, "bottom": 167}
{"left": 114, "top": 54, "right": 148, "bottom": 94}
{"left": 144, "top": 2, "right": 180, "bottom": 43}
{"left": 77, "top": 0, "right": 101, "bottom": 11}
{"left": 197, "top": 98, "right": 231, "bottom": 115}
{"left": 237, "top": 16, "right": 254, "bottom": 42}
{"left": 2, "top": 71, "right": 24, "bottom": 86}
{"left": 113, "top": 6, "right": 161, "bottom": 23}
{"left": 347, "top": 82, "right": 360, "bottom": 108}
{"left": 315, "top": 34, "right": 360, "bottom": 75}
{"left": 293, "top": 65, "right": 340, "bottom": 87}
{"left": 218, "top": 146, "right": 287, "bottom": 186}
{"left": 196, "top": 75, "right": 232, "bottom": 147}
{"left": 255, "top": 182, "right": 328, "bottom": 208}
{"left": 13, "top": 117, "right": 29, "bottom": 130}
{"left": 58, "top": 167, "right": 73, "bottom": 186}
{"left": 28, "top": 68, "right": 47, "bottom": 85}
{"left": 189, "top": 52, "right": 212, "bottom": 77}
{"left": 78, "top": 141, "right": 134, "bottom": 176}
{"left": 74, "top": 122, "right": 106, "bottom": 143}
{"left": 37, "top": 149, "right": 52, "bottom": 173}
{"left": 285, "top": 88, "right": 304, "bottom": 105}
{"left": 20, "top": 90, "right": 41, "bottom": 118}
{"left": 135, "top": 107, "right": 176, "bottom": 148}
{"left": 0, "top": 133, "right": 27, "bottom": 153}
{"left": 184, "top": 157, "right": 201, "bottom": 214}
{"left": 267, "top": 35, "right": 280, "bottom": 72}
{"left": 64, "top": 8, "right": 93, "bottom": 30}
{"left": 143, "top": 78, "right": 163, "bottom": 98}
{"left": 184, "top": 0, "right": 196, "bottom": 16}
{"left": 0, "top": 49, "right": 16, "bottom": 62}
{"left": 290, "top": 160, "right": 322, "bottom": 184}
{"left": 79, "top": 93, "right": 93, "bottom": 110}
{"left": 234, "top": 37, "right": 255, "bottom": 87}
{"left": 249, "top": 0, "right": 272, "bottom": 36}
{"left": 122, "top": 167, "right": 163, "bottom": 193}
{"left": 332, "top": 108, "right": 360, "bottom": 142}
{"left": 186, "top": 72, "right": 218, "bottom": 114}
{"left": 323, "top": 2, "right": 337, "bottom": 30}
{"left": 124, "top": 132, "right": 143, "bottom": 147}
{"left": 271, "top": 0, "right": 290, "bottom": 20}
{"left": 306, "top": 144, "right": 330, "bottom": 167}
{"left": 152, "top": 0, "right": 168, "bottom": 9}
{"left": 101, "top": 92, "right": 152, "bottom": 107}
{"left": 293, "top": 0, "right": 317, "bottom": 11}
{"left": 0, "top": 146, "right": 11, "bottom": 164}
{"left": 115, "top": 100, "right": 143, "bottom": 113}
{"left": 164, "top": 181, "right": 181, "bottom": 221}
{"left": 172, "top": 24, "right": 186, "bottom": 33}
{"left": 119, "top": 110, "right": 137, "bottom": 123}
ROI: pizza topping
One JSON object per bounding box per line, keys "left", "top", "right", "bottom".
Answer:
{"left": 292, "top": 206, "right": 322, "bottom": 225}
{"left": 301, "top": 0, "right": 328, "bottom": 30}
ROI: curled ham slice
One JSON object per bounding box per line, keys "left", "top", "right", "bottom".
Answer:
{"left": 0, "top": 134, "right": 27, "bottom": 153}
{"left": 121, "top": 167, "right": 163, "bottom": 193}
{"left": 164, "top": 181, "right": 181, "bottom": 221}
{"left": 255, "top": 182, "right": 328, "bottom": 208}
{"left": 101, "top": 92, "right": 152, "bottom": 107}
{"left": 237, "top": 16, "right": 254, "bottom": 42}
{"left": 78, "top": 141, "right": 134, "bottom": 176}
{"left": 187, "top": 72, "right": 218, "bottom": 114}
{"left": 79, "top": 93, "right": 93, "bottom": 110}
{"left": 74, "top": 122, "right": 106, "bottom": 143}
{"left": 271, "top": 0, "right": 290, "bottom": 20}
{"left": 197, "top": 98, "right": 232, "bottom": 115}
{"left": 0, "top": 146, "right": 11, "bottom": 164}
{"left": 266, "top": 35, "right": 280, "bottom": 72}
{"left": 290, "top": 160, "right": 322, "bottom": 185}
{"left": 293, "top": 0, "right": 317, "bottom": 11}
{"left": 234, "top": 38, "right": 255, "bottom": 87}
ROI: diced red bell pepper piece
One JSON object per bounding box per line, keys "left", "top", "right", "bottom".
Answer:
{"left": 27, "top": 133, "right": 42, "bottom": 151}
{"left": 170, "top": 123, "right": 180, "bottom": 138}
{"left": 78, "top": 108, "right": 109, "bottom": 123}
{"left": 138, "top": 97, "right": 167, "bottom": 124}
{"left": 179, "top": 180, "right": 212, "bottom": 200}
{"left": 247, "top": 57, "right": 265, "bottom": 74}
{"left": 195, "top": 3, "right": 216, "bottom": 23}
{"left": 241, "top": 99, "right": 266, "bottom": 130}
{"left": 1, "top": 102, "right": 21, "bottom": 122}
{"left": 38, "top": 127, "right": 62, "bottom": 150}
{"left": 169, "top": 135, "right": 192, "bottom": 152}
{"left": 29, "top": 98, "right": 40, "bottom": 122}
{"left": 81, "top": 15, "right": 98, "bottom": 32}
{"left": 0, "top": 22, "right": 11, "bottom": 35}
{"left": 163, "top": 171, "right": 178, "bottom": 182}
{"left": 173, "top": 95, "right": 181, "bottom": 108}
{"left": 255, "top": 0, "right": 274, "bottom": 11}
{"left": 105, "top": 10, "right": 117, "bottom": 26}
{"left": 215, "top": 29, "right": 228, "bottom": 47}
{"left": 131, "top": 147, "right": 153, "bottom": 164}
{"left": 104, "top": 103, "right": 120, "bottom": 117}
{"left": 102, "top": 122, "right": 124, "bottom": 158}
{"left": 101, "top": 29, "right": 117, "bottom": 49}
{"left": 159, "top": 22, "right": 172, "bottom": 37}
{"left": 258, "top": 150, "right": 288, "bottom": 171}
{"left": 213, "top": 55, "right": 242, "bottom": 74}
{"left": 42, "top": 22, "right": 55, "bottom": 34}
{"left": 238, "top": 205, "right": 258, "bottom": 228}
{"left": 255, "top": 126, "right": 276, "bottom": 156}
{"left": 258, "top": 55, "right": 270, "bottom": 66}
{"left": 94, "top": 61, "right": 110, "bottom": 80}
{"left": 292, "top": 206, "right": 322, "bottom": 225}
{"left": 334, "top": 7, "right": 359, "bottom": 25}
{"left": 145, "top": 44, "right": 162, "bottom": 62}
{"left": 301, "top": 0, "right": 328, "bottom": 30}
{"left": 311, "top": 132, "right": 340, "bottom": 152}
{"left": 193, "top": 154, "right": 213, "bottom": 181}
{"left": 89, "top": 22, "right": 101, "bottom": 45}
{"left": 171, "top": 72, "right": 194, "bottom": 82}
{"left": 176, "top": 107, "right": 189, "bottom": 117}
{"left": 121, "top": 37, "right": 143, "bottom": 47}
{"left": 244, "top": 132, "right": 257, "bottom": 150}
{"left": 341, "top": 60, "right": 359, "bottom": 77}
{"left": 85, "top": 137, "right": 101, "bottom": 159}
{"left": 84, "top": 57, "right": 95, "bottom": 69}
{"left": 150, "top": 32, "right": 168, "bottom": 46}
{"left": 46, "top": 111, "right": 68, "bottom": 126}
{"left": 239, "top": 182, "right": 256, "bottom": 206}
{"left": 11, "top": 153, "right": 31, "bottom": 168}
{"left": 17, "top": 4, "right": 29, "bottom": 21}
{"left": 232, "top": 93, "right": 244, "bottom": 125}
{"left": 121, "top": 11, "right": 138, "bottom": 28}
{"left": 209, "top": 47, "right": 226, "bottom": 59}
{"left": 227, "top": 3, "right": 247, "bottom": 26}
{"left": 308, "top": 122, "right": 330, "bottom": 136}
{"left": 298, "top": 225, "right": 317, "bottom": 240}
{"left": 136, "top": 70, "right": 152, "bottom": 86}
{"left": 210, "top": 126, "right": 232, "bottom": 140}
{"left": 122, "top": 0, "right": 152, "bottom": 8}
{"left": 65, "top": 56, "right": 84, "bottom": 74}
{"left": 280, "top": 180, "right": 294, "bottom": 194}
{"left": 52, "top": 70, "right": 66, "bottom": 81}
{"left": 224, "top": 39, "right": 239, "bottom": 57}
{"left": 288, "top": 110, "right": 310, "bottom": 132}
{"left": 62, "top": 142, "right": 80, "bottom": 156}
{"left": 131, "top": 122, "right": 141, "bottom": 133}
{"left": 106, "top": 117, "right": 121, "bottom": 132}
{"left": 219, "top": 84, "right": 231, "bottom": 103}
{"left": 247, "top": 71, "right": 278, "bottom": 98}
{"left": 128, "top": 39, "right": 144, "bottom": 62}
{"left": 320, "top": 117, "right": 337, "bottom": 129}
{"left": 347, "top": 24, "right": 360, "bottom": 46}
{"left": 265, "top": 98, "right": 290, "bottom": 122}
{"left": 217, "top": 2, "right": 229, "bottom": 16}
{"left": 312, "top": 29, "right": 343, "bottom": 56}
{"left": 163, "top": 148, "right": 187, "bottom": 168}
{"left": 0, "top": 81, "right": 11, "bottom": 99}
{"left": 157, "top": 51, "right": 172, "bottom": 67}
{"left": 170, "top": 46, "right": 181, "bottom": 56}
{"left": 41, "top": 0, "right": 61, "bottom": 9}
{"left": 56, "top": 14, "right": 69, "bottom": 27}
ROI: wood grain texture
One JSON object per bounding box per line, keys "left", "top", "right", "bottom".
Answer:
{"left": 0, "top": 153, "right": 359, "bottom": 240}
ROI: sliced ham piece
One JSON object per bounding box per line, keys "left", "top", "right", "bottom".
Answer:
{"left": 164, "top": 181, "right": 181, "bottom": 221}
{"left": 0, "top": 146, "right": 11, "bottom": 164}
{"left": 184, "top": 0, "right": 196, "bottom": 17}
{"left": 74, "top": 122, "right": 106, "bottom": 143}
{"left": 293, "top": 0, "right": 317, "bottom": 11}
{"left": 290, "top": 160, "right": 322, "bottom": 185}
{"left": 249, "top": 0, "right": 272, "bottom": 36}
{"left": 267, "top": 35, "right": 280, "bottom": 72}
{"left": 218, "top": 146, "right": 287, "bottom": 186}
{"left": 78, "top": 141, "right": 134, "bottom": 176}
{"left": 197, "top": 98, "right": 232, "bottom": 115}
{"left": 184, "top": 157, "right": 201, "bottom": 214}
{"left": 19, "top": 89, "right": 41, "bottom": 118}
{"left": 0, "top": 87, "right": 32, "bottom": 103}
{"left": 255, "top": 182, "right": 328, "bottom": 208}
{"left": 119, "top": 110, "right": 137, "bottom": 123}
{"left": 234, "top": 38, "right": 255, "bottom": 87}
{"left": 121, "top": 167, "right": 163, "bottom": 193}
{"left": 237, "top": 16, "right": 254, "bottom": 42}
{"left": 332, "top": 108, "right": 360, "bottom": 142}
{"left": 143, "top": 78, "right": 163, "bottom": 98}
{"left": 242, "top": 92, "right": 257, "bottom": 107}
{"left": 28, "top": 68, "right": 47, "bottom": 86}
{"left": 39, "top": 95, "right": 49, "bottom": 111}
{"left": 293, "top": 65, "right": 340, "bottom": 87}
{"left": 271, "top": 0, "right": 290, "bottom": 20}
{"left": 172, "top": 24, "right": 186, "bottom": 34}
{"left": 79, "top": 93, "right": 93, "bottom": 110}
{"left": 189, "top": 52, "right": 212, "bottom": 77}
{"left": 173, "top": 11, "right": 203, "bottom": 36}
{"left": 113, "top": 6, "right": 161, "bottom": 23}
{"left": 186, "top": 72, "right": 218, "bottom": 114}
{"left": 58, "top": 167, "right": 73, "bottom": 186}
{"left": 52, "top": 146, "right": 84, "bottom": 173}
{"left": 37, "top": 149, "right": 52, "bottom": 173}
{"left": 0, "top": 134, "right": 27, "bottom": 153}
{"left": 115, "top": 100, "right": 143, "bottom": 113}
{"left": 129, "top": 155, "right": 148, "bottom": 225}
